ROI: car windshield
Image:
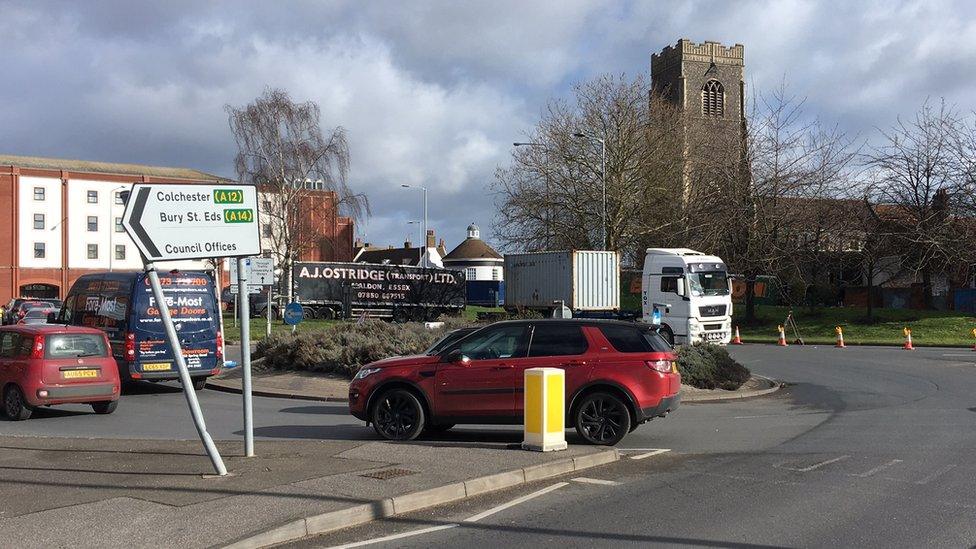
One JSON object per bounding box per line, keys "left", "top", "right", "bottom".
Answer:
{"left": 426, "top": 328, "right": 477, "bottom": 355}
{"left": 687, "top": 271, "right": 730, "bottom": 297}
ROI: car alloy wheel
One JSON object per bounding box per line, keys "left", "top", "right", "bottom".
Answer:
{"left": 371, "top": 389, "right": 425, "bottom": 441}
{"left": 3, "top": 386, "right": 32, "bottom": 421}
{"left": 575, "top": 392, "right": 631, "bottom": 446}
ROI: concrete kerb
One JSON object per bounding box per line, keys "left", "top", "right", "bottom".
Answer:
{"left": 683, "top": 375, "right": 782, "bottom": 403}
{"left": 223, "top": 448, "right": 620, "bottom": 548}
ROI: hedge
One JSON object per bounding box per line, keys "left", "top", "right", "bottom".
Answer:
{"left": 675, "top": 343, "right": 751, "bottom": 390}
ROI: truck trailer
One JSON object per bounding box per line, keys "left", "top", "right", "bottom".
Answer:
{"left": 293, "top": 262, "right": 466, "bottom": 322}
{"left": 503, "top": 250, "right": 620, "bottom": 315}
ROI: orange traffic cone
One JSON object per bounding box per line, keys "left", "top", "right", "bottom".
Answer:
{"left": 835, "top": 326, "right": 845, "bottom": 348}
{"left": 732, "top": 326, "right": 743, "bottom": 345}
{"left": 902, "top": 327, "right": 914, "bottom": 351}
{"left": 777, "top": 325, "right": 788, "bottom": 347}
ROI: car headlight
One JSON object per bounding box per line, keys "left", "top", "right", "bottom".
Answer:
{"left": 353, "top": 367, "right": 382, "bottom": 381}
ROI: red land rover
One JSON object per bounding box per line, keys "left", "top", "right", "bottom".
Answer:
{"left": 349, "top": 319, "right": 680, "bottom": 445}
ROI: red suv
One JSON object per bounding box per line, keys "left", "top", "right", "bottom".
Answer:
{"left": 1, "top": 325, "right": 121, "bottom": 420}
{"left": 349, "top": 319, "right": 680, "bottom": 445}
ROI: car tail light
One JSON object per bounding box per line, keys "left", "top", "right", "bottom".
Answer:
{"left": 124, "top": 332, "right": 136, "bottom": 361}
{"left": 31, "top": 335, "right": 45, "bottom": 359}
{"left": 215, "top": 331, "right": 223, "bottom": 360}
{"left": 646, "top": 359, "right": 673, "bottom": 373}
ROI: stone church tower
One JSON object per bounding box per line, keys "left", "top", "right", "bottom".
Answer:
{"left": 651, "top": 39, "right": 745, "bottom": 124}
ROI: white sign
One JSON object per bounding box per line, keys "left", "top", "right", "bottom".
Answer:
{"left": 230, "top": 257, "right": 275, "bottom": 286}
{"left": 229, "top": 284, "right": 262, "bottom": 295}
{"left": 122, "top": 184, "right": 261, "bottom": 261}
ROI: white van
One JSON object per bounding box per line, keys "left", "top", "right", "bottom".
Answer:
{"left": 641, "top": 248, "right": 733, "bottom": 345}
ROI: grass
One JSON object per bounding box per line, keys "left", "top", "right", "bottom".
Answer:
{"left": 221, "top": 315, "right": 339, "bottom": 343}
{"left": 734, "top": 305, "right": 976, "bottom": 347}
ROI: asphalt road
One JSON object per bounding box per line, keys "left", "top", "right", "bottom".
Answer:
{"left": 289, "top": 345, "right": 976, "bottom": 548}
{"left": 3, "top": 345, "right": 976, "bottom": 547}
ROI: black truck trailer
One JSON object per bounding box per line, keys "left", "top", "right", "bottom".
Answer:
{"left": 293, "top": 262, "right": 466, "bottom": 322}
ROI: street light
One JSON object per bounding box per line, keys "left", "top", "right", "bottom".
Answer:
{"left": 573, "top": 132, "right": 607, "bottom": 250}
{"left": 108, "top": 185, "right": 128, "bottom": 271}
{"left": 514, "top": 142, "right": 553, "bottom": 249}
{"left": 401, "top": 184, "right": 428, "bottom": 267}
{"left": 407, "top": 220, "right": 422, "bottom": 250}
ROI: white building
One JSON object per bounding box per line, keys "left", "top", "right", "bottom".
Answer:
{"left": 442, "top": 224, "right": 503, "bottom": 281}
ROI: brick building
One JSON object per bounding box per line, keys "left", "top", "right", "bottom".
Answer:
{"left": 0, "top": 154, "right": 355, "bottom": 303}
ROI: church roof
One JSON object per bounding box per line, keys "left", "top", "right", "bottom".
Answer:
{"left": 443, "top": 237, "right": 502, "bottom": 262}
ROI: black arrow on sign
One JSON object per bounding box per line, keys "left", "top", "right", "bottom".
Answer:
{"left": 130, "top": 187, "right": 162, "bottom": 258}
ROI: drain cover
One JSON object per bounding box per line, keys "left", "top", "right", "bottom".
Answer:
{"left": 360, "top": 468, "right": 417, "bottom": 480}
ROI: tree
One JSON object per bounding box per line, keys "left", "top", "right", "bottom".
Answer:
{"left": 863, "top": 100, "right": 976, "bottom": 308}
{"left": 226, "top": 88, "right": 369, "bottom": 300}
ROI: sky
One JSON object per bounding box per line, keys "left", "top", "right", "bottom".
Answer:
{"left": 2, "top": 0, "right": 975, "bottom": 253}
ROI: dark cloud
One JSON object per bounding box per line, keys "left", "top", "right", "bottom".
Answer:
{"left": 1, "top": 0, "right": 973, "bottom": 251}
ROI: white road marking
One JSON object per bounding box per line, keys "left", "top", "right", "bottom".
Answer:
{"left": 628, "top": 449, "right": 672, "bottom": 460}
{"left": 463, "top": 482, "right": 569, "bottom": 523}
{"left": 940, "top": 354, "right": 975, "bottom": 357}
{"left": 618, "top": 448, "right": 671, "bottom": 452}
{"left": 854, "top": 459, "right": 903, "bottom": 478}
{"left": 912, "top": 464, "right": 957, "bottom": 485}
{"left": 325, "top": 524, "right": 458, "bottom": 549}
{"left": 786, "top": 455, "right": 850, "bottom": 472}
{"left": 572, "top": 477, "right": 620, "bottom": 486}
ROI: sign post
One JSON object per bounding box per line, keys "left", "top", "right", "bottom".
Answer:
{"left": 237, "top": 257, "right": 254, "bottom": 457}
{"left": 123, "top": 183, "right": 261, "bottom": 473}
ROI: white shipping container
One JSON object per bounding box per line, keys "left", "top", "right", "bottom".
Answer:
{"left": 503, "top": 250, "right": 620, "bottom": 311}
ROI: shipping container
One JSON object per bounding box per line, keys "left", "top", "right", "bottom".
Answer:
{"left": 503, "top": 251, "right": 619, "bottom": 312}
{"left": 466, "top": 280, "right": 505, "bottom": 307}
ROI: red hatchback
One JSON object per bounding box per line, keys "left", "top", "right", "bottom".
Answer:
{"left": 349, "top": 319, "right": 681, "bottom": 445}
{"left": 0, "top": 325, "right": 121, "bottom": 420}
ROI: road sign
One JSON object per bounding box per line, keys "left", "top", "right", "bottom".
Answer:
{"left": 283, "top": 302, "right": 304, "bottom": 325}
{"left": 228, "top": 284, "right": 262, "bottom": 295}
{"left": 230, "top": 257, "right": 275, "bottom": 286}
{"left": 122, "top": 184, "right": 261, "bottom": 261}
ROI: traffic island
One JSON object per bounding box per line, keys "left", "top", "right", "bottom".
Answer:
{"left": 0, "top": 435, "right": 617, "bottom": 549}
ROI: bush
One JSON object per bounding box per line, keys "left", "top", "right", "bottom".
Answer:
{"left": 676, "top": 343, "right": 750, "bottom": 390}
{"left": 255, "top": 317, "right": 473, "bottom": 378}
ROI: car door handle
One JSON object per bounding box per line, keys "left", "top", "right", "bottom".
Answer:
{"left": 562, "top": 360, "right": 587, "bottom": 367}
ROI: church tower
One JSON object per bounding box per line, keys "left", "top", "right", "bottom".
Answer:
{"left": 651, "top": 39, "right": 745, "bottom": 124}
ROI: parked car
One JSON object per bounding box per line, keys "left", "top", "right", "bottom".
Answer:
{"left": 59, "top": 270, "right": 222, "bottom": 389}
{"left": 18, "top": 308, "right": 56, "bottom": 325}
{"left": 349, "top": 319, "right": 681, "bottom": 445}
{"left": 424, "top": 327, "right": 479, "bottom": 355}
{"left": 0, "top": 324, "right": 121, "bottom": 420}
{"left": 221, "top": 287, "right": 277, "bottom": 319}
{"left": 4, "top": 298, "right": 62, "bottom": 325}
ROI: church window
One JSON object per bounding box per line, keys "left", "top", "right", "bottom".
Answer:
{"left": 701, "top": 80, "right": 725, "bottom": 117}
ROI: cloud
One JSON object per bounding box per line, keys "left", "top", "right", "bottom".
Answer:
{"left": 1, "top": 0, "right": 974, "bottom": 250}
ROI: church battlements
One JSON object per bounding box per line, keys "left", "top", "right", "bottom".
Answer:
{"left": 652, "top": 39, "right": 745, "bottom": 74}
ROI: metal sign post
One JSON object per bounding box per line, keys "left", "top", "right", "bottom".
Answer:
{"left": 237, "top": 257, "right": 254, "bottom": 457}
{"left": 146, "top": 263, "right": 227, "bottom": 476}
{"left": 123, "top": 183, "right": 262, "bottom": 472}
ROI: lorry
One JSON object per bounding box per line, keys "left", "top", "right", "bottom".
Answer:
{"left": 641, "top": 248, "right": 733, "bottom": 345}
{"left": 503, "top": 251, "right": 620, "bottom": 315}
{"left": 292, "top": 262, "right": 466, "bottom": 322}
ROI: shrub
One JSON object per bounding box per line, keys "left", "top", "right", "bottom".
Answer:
{"left": 676, "top": 343, "right": 750, "bottom": 390}
{"left": 255, "top": 317, "right": 473, "bottom": 378}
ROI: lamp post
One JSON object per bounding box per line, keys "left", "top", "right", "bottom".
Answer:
{"left": 572, "top": 132, "right": 607, "bottom": 250}
{"left": 513, "top": 142, "right": 552, "bottom": 249}
{"left": 407, "top": 220, "right": 422, "bottom": 250}
{"left": 401, "top": 184, "right": 428, "bottom": 267}
{"left": 108, "top": 185, "right": 128, "bottom": 271}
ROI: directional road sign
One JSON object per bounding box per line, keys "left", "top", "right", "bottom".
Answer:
{"left": 122, "top": 184, "right": 261, "bottom": 261}
{"left": 283, "top": 302, "right": 305, "bottom": 325}
{"left": 230, "top": 257, "right": 275, "bottom": 286}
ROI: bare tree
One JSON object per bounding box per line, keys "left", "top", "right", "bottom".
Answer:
{"left": 226, "top": 88, "right": 369, "bottom": 300}
{"left": 862, "top": 100, "right": 975, "bottom": 308}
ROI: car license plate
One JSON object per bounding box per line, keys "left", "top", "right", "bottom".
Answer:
{"left": 142, "top": 363, "right": 172, "bottom": 372}
{"left": 63, "top": 369, "right": 98, "bottom": 379}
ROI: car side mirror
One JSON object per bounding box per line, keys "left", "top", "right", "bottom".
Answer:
{"left": 443, "top": 348, "right": 470, "bottom": 366}
{"left": 675, "top": 278, "right": 686, "bottom": 297}
{"left": 47, "top": 312, "right": 57, "bottom": 324}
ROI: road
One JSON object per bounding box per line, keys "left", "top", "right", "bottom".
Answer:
{"left": 3, "top": 345, "right": 975, "bottom": 547}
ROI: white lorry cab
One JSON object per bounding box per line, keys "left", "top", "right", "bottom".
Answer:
{"left": 641, "top": 248, "right": 733, "bottom": 346}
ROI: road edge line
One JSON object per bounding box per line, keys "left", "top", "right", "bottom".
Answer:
{"left": 222, "top": 448, "right": 620, "bottom": 549}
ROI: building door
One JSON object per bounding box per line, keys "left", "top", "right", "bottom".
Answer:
{"left": 19, "top": 283, "right": 60, "bottom": 299}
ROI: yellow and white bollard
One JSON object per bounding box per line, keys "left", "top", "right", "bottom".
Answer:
{"left": 522, "top": 368, "right": 568, "bottom": 452}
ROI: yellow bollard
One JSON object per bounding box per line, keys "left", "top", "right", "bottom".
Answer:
{"left": 971, "top": 328, "right": 976, "bottom": 352}
{"left": 522, "top": 368, "right": 567, "bottom": 452}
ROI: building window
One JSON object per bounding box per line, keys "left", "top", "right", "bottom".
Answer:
{"left": 114, "top": 192, "right": 124, "bottom": 205}
{"left": 33, "top": 214, "right": 45, "bottom": 230}
{"left": 262, "top": 224, "right": 272, "bottom": 238}
{"left": 701, "top": 79, "right": 725, "bottom": 117}
{"left": 492, "top": 268, "right": 500, "bottom": 281}
{"left": 87, "top": 190, "right": 98, "bottom": 203}
{"left": 87, "top": 244, "right": 98, "bottom": 259}
{"left": 262, "top": 199, "right": 272, "bottom": 211}
{"left": 34, "top": 187, "right": 45, "bottom": 201}
{"left": 87, "top": 216, "right": 98, "bottom": 232}
{"left": 115, "top": 217, "right": 124, "bottom": 232}
{"left": 466, "top": 267, "right": 476, "bottom": 280}
{"left": 34, "top": 242, "right": 45, "bottom": 259}
{"left": 115, "top": 245, "right": 126, "bottom": 260}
